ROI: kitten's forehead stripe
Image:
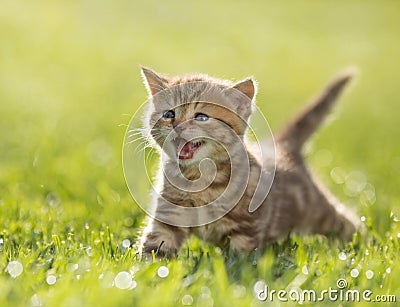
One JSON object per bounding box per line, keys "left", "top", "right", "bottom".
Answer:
{"left": 155, "top": 82, "right": 231, "bottom": 109}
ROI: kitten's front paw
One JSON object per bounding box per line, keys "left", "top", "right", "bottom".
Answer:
{"left": 138, "top": 218, "right": 188, "bottom": 260}
{"left": 138, "top": 232, "right": 181, "bottom": 260}
{"left": 139, "top": 241, "right": 177, "bottom": 260}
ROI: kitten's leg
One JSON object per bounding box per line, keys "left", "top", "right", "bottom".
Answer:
{"left": 265, "top": 175, "right": 359, "bottom": 242}
{"left": 138, "top": 217, "right": 189, "bottom": 259}
{"left": 301, "top": 180, "right": 359, "bottom": 240}
{"left": 313, "top": 198, "right": 359, "bottom": 240}
{"left": 228, "top": 233, "right": 259, "bottom": 251}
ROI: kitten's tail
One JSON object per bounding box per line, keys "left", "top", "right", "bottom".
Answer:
{"left": 276, "top": 68, "right": 356, "bottom": 152}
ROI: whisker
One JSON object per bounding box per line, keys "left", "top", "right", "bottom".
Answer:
{"left": 126, "top": 127, "right": 146, "bottom": 134}
{"left": 124, "top": 135, "right": 148, "bottom": 147}
{"left": 126, "top": 128, "right": 150, "bottom": 139}
{"left": 127, "top": 131, "right": 147, "bottom": 139}
{"left": 125, "top": 137, "right": 147, "bottom": 147}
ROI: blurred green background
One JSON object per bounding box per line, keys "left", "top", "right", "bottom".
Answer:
{"left": 1, "top": 0, "right": 400, "bottom": 305}
{"left": 1, "top": 0, "right": 399, "bottom": 230}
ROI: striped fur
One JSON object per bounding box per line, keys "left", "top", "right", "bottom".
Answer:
{"left": 137, "top": 67, "right": 359, "bottom": 258}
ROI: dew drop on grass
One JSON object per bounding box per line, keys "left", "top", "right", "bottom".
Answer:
{"left": 181, "top": 294, "right": 194, "bottom": 306}
{"left": 86, "top": 247, "right": 93, "bottom": 257}
{"left": 122, "top": 239, "right": 131, "bottom": 249}
{"left": 46, "top": 275, "right": 57, "bottom": 285}
{"left": 350, "top": 268, "right": 359, "bottom": 278}
{"left": 7, "top": 261, "right": 23, "bottom": 278}
{"left": 114, "top": 271, "right": 133, "bottom": 289}
{"left": 366, "top": 270, "right": 374, "bottom": 279}
{"left": 214, "top": 247, "right": 222, "bottom": 255}
{"left": 338, "top": 252, "right": 347, "bottom": 261}
{"left": 386, "top": 268, "right": 391, "bottom": 274}
{"left": 391, "top": 210, "right": 400, "bottom": 222}
{"left": 157, "top": 266, "right": 169, "bottom": 278}
{"left": 301, "top": 265, "right": 309, "bottom": 275}
{"left": 360, "top": 216, "right": 366, "bottom": 222}
{"left": 397, "top": 232, "right": 400, "bottom": 238}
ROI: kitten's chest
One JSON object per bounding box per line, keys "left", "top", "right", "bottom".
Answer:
{"left": 191, "top": 218, "right": 236, "bottom": 244}
{"left": 162, "top": 183, "right": 226, "bottom": 207}
{"left": 162, "top": 169, "right": 229, "bottom": 207}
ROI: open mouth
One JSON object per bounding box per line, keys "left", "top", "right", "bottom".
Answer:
{"left": 172, "top": 137, "right": 204, "bottom": 160}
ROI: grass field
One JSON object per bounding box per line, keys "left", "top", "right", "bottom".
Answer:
{"left": 1, "top": 0, "right": 400, "bottom": 306}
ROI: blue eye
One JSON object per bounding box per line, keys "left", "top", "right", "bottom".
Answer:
{"left": 194, "top": 113, "right": 209, "bottom": 121}
{"left": 162, "top": 110, "right": 175, "bottom": 119}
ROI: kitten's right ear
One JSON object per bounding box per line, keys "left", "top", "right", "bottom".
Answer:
{"left": 140, "top": 66, "right": 169, "bottom": 96}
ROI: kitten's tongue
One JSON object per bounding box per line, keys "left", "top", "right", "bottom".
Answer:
{"left": 178, "top": 142, "right": 195, "bottom": 160}
{"left": 174, "top": 138, "right": 196, "bottom": 160}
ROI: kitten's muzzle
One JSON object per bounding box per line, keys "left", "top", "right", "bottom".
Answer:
{"left": 172, "top": 137, "right": 204, "bottom": 160}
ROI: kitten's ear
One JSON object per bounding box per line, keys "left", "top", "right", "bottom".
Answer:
{"left": 140, "top": 66, "right": 169, "bottom": 96}
{"left": 232, "top": 78, "right": 257, "bottom": 100}
{"left": 225, "top": 78, "right": 257, "bottom": 121}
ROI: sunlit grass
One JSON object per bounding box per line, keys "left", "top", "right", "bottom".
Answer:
{"left": 1, "top": 0, "right": 400, "bottom": 305}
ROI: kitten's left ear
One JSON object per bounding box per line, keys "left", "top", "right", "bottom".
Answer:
{"left": 141, "top": 66, "right": 169, "bottom": 96}
{"left": 226, "top": 78, "right": 257, "bottom": 120}
{"left": 232, "top": 78, "right": 257, "bottom": 100}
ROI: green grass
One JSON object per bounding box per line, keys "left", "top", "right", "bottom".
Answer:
{"left": 1, "top": 0, "right": 400, "bottom": 305}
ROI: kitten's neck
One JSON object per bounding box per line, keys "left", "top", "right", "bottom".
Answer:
{"left": 161, "top": 155, "right": 232, "bottom": 182}
{"left": 177, "top": 158, "right": 232, "bottom": 181}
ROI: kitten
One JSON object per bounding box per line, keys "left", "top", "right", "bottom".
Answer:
{"left": 136, "top": 67, "right": 359, "bottom": 258}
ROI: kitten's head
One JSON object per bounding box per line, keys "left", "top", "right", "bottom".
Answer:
{"left": 141, "top": 67, "right": 257, "bottom": 166}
